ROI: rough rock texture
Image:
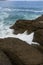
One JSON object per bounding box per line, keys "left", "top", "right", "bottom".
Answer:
{"left": 10, "top": 15, "right": 43, "bottom": 65}
{"left": 0, "top": 38, "right": 43, "bottom": 65}
{"left": 11, "top": 15, "right": 43, "bottom": 45}
{"left": 33, "top": 29, "right": 43, "bottom": 45}
{"left": 0, "top": 15, "right": 43, "bottom": 65}
{"left": 0, "top": 50, "right": 12, "bottom": 65}
{"left": 10, "top": 20, "right": 33, "bottom": 34}
{"left": 35, "top": 15, "right": 43, "bottom": 21}
{"left": 10, "top": 15, "right": 43, "bottom": 34}
{"left": 31, "top": 15, "right": 43, "bottom": 53}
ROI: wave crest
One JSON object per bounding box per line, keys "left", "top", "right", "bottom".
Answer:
{"left": 0, "top": 8, "right": 43, "bottom": 13}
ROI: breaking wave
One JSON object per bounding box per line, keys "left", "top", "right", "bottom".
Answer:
{"left": 0, "top": 7, "right": 41, "bottom": 45}
{"left": 0, "top": 7, "right": 43, "bottom": 13}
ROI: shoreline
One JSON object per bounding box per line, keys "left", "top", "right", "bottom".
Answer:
{"left": 0, "top": 15, "right": 43, "bottom": 65}
{"left": 0, "top": 15, "right": 43, "bottom": 45}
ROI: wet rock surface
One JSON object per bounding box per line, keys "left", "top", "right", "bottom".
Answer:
{"left": 11, "top": 15, "right": 43, "bottom": 34}
{"left": 10, "top": 20, "right": 33, "bottom": 34}
{"left": 0, "top": 38, "right": 43, "bottom": 65}
{"left": 0, "top": 15, "right": 43, "bottom": 65}
{"left": 33, "top": 29, "right": 43, "bottom": 45}
{"left": 11, "top": 15, "right": 43, "bottom": 45}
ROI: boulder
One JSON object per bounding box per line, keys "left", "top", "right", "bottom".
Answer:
{"left": 0, "top": 38, "right": 43, "bottom": 65}
{"left": 10, "top": 15, "right": 43, "bottom": 34}
{"left": 31, "top": 44, "right": 43, "bottom": 53}
{"left": 10, "top": 20, "right": 33, "bottom": 34}
{"left": 0, "top": 50, "right": 12, "bottom": 65}
{"left": 33, "top": 29, "right": 43, "bottom": 45}
{"left": 0, "top": 15, "right": 43, "bottom": 65}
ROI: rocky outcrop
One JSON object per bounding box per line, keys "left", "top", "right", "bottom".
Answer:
{"left": 0, "top": 50, "right": 12, "bottom": 65}
{"left": 10, "top": 15, "right": 43, "bottom": 34}
{"left": 10, "top": 15, "right": 43, "bottom": 45}
{"left": 10, "top": 20, "right": 33, "bottom": 34}
{"left": 10, "top": 15, "right": 43, "bottom": 63}
{"left": 33, "top": 29, "right": 43, "bottom": 45}
{"left": 35, "top": 15, "right": 43, "bottom": 21}
{"left": 0, "top": 38, "right": 43, "bottom": 65}
{"left": 0, "top": 15, "right": 43, "bottom": 65}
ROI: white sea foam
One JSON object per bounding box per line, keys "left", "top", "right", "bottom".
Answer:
{"left": 3, "top": 8, "right": 12, "bottom": 12}
{"left": 0, "top": 19, "right": 39, "bottom": 45}
{"left": 10, "top": 8, "right": 43, "bottom": 13}
{"left": 1, "top": 8, "right": 43, "bottom": 13}
{"left": 0, "top": 26, "right": 39, "bottom": 45}
{"left": 13, "top": 9, "right": 43, "bottom": 13}
{"left": 0, "top": 8, "right": 40, "bottom": 45}
{"left": 24, "top": 14, "right": 41, "bottom": 20}
{"left": 0, "top": 12, "right": 9, "bottom": 20}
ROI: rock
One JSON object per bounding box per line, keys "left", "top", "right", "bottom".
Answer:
{"left": 0, "top": 38, "right": 43, "bottom": 65}
{"left": 0, "top": 15, "right": 43, "bottom": 65}
{"left": 0, "top": 50, "right": 12, "bottom": 65}
{"left": 32, "top": 20, "right": 43, "bottom": 30}
{"left": 10, "top": 15, "right": 43, "bottom": 34}
{"left": 36, "top": 45, "right": 43, "bottom": 53}
{"left": 33, "top": 29, "right": 43, "bottom": 45}
{"left": 10, "top": 15, "right": 43, "bottom": 45}
{"left": 31, "top": 44, "right": 43, "bottom": 53}
{"left": 10, "top": 20, "right": 33, "bottom": 34}
{"left": 35, "top": 15, "right": 43, "bottom": 21}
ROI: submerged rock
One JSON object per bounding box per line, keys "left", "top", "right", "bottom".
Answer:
{"left": 0, "top": 38, "right": 43, "bottom": 65}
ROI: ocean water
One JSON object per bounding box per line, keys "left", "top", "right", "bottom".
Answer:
{"left": 0, "top": 1, "right": 43, "bottom": 44}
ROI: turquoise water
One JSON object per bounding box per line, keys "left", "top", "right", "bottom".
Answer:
{"left": 0, "top": 1, "right": 43, "bottom": 26}
{"left": 0, "top": 1, "right": 43, "bottom": 38}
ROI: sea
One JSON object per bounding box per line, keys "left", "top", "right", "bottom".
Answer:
{"left": 0, "top": 1, "right": 43, "bottom": 44}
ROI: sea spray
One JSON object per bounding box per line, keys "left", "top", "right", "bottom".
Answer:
{"left": 0, "top": 1, "right": 42, "bottom": 45}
